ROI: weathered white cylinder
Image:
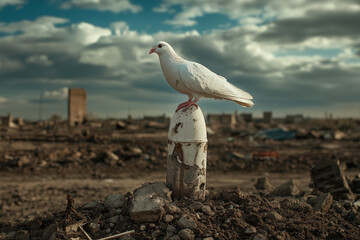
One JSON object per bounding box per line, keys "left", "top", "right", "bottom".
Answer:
{"left": 166, "top": 105, "right": 207, "bottom": 200}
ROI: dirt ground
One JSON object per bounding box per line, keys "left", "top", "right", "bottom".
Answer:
{"left": 1, "top": 120, "right": 360, "bottom": 239}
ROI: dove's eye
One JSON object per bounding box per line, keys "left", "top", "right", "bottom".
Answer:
{"left": 158, "top": 44, "right": 162, "bottom": 48}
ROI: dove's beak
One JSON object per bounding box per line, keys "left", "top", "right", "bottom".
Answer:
{"left": 149, "top": 48, "right": 156, "bottom": 54}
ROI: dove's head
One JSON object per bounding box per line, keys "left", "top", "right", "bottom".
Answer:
{"left": 149, "top": 41, "right": 172, "bottom": 55}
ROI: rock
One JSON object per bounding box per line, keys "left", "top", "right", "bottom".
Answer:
{"left": 354, "top": 199, "right": 360, "bottom": 208}
{"left": 169, "top": 236, "right": 181, "bottom": 240}
{"left": 189, "top": 201, "right": 203, "bottom": 211}
{"left": 270, "top": 179, "right": 300, "bottom": 197}
{"left": 178, "top": 229, "right": 195, "bottom": 240}
{"left": 265, "top": 211, "right": 283, "bottom": 221}
{"left": 116, "top": 121, "right": 126, "bottom": 129}
{"left": 165, "top": 203, "right": 181, "bottom": 214}
{"left": 140, "top": 224, "right": 146, "bottom": 231}
{"left": 88, "top": 222, "right": 100, "bottom": 234}
{"left": 107, "top": 215, "right": 119, "bottom": 223}
{"left": 82, "top": 200, "right": 103, "bottom": 210}
{"left": 167, "top": 225, "right": 177, "bottom": 233}
{"left": 201, "top": 205, "right": 214, "bottom": 216}
{"left": 245, "top": 226, "right": 257, "bottom": 234}
{"left": 163, "top": 214, "right": 174, "bottom": 222}
{"left": 17, "top": 156, "right": 31, "bottom": 167}
{"left": 28, "top": 219, "right": 42, "bottom": 231}
{"left": 130, "top": 182, "right": 172, "bottom": 222}
{"left": 15, "top": 230, "right": 29, "bottom": 240}
{"left": 313, "top": 193, "right": 333, "bottom": 213}
{"left": 106, "top": 228, "right": 111, "bottom": 233}
{"left": 151, "top": 230, "right": 161, "bottom": 238}
{"left": 255, "top": 177, "right": 274, "bottom": 191}
{"left": 166, "top": 225, "right": 177, "bottom": 238}
{"left": 178, "top": 215, "right": 197, "bottom": 230}
{"left": 42, "top": 223, "right": 58, "bottom": 240}
{"left": 104, "top": 194, "right": 126, "bottom": 210}
{"left": 203, "top": 238, "right": 214, "bottom": 240}
{"left": 253, "top": 234, "right": 267, "bottom": 240}
{"left": 246, "top": 213, "right": 263, "bottom": 226}
{"left": 131, "top": 147, "right": 143, "bottom": 156}
{"left": 149, "top": 223, "right": 156, "bottom": 228}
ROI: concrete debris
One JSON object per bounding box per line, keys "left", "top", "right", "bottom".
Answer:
{"left": 255, "top": 177, "right": 275, "bottom": 191}
{"left": 312, "top": 193, "right": 333, "bottom": 214}
{"left": 311, "top": 158, "right": 354, "bottom": 200}
{"left": 177, "top": 215, "right": 197, "bottom": 230}
{"left": 104, "top": 194, "right": 126, "bottom": 210}
{"left": 270, "top": 179, "right": 301, "bottom": 197}
{"left": 178, "top": 229, "right": 195, "bottom": 240}
{"left": 129, "top": 182, "right": 171, "bottom": 222}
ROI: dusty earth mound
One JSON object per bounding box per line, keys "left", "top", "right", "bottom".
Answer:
{"left": 1, "top": 182, "right": 360, "bottom": 240}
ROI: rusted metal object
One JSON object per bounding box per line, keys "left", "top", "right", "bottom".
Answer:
{"left": 167, "top": 105, "right": 207, "bottom": 200}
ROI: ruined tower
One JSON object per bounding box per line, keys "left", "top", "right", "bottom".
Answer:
{"left": 68, "top": 88, "right": 86, "bottom": 126}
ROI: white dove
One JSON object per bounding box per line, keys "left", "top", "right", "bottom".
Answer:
{"left": 149, "top": 41, "right": 254, "bottom": 112}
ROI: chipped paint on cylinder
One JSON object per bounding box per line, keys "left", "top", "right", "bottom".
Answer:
{"left": 167, "top": 106, "right": 207, "bottom": 200}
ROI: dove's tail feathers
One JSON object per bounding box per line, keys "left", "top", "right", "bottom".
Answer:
{"left": 233, "top": 98, "right": 254, "bottom": 108}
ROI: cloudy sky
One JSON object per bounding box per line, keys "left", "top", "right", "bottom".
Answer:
{"left": 0, "top": 0, "right": 360, "bottom": 120}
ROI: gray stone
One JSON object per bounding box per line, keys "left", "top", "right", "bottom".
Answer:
{"left": 165, "top": 225, "right": 177, "bottom": 239}
{"left": 106, "top": 228, "right": 111, "bottom": 233}
{"left": 253, "top": 234, "right": 267, "bottom": 240}
{"left": 178, "top": 215, "right": 197, "bottom": 230}
{"left": 167, "top": 225, "right": 177, "bottom": 234}
{"left": 313, "top": 193, "right": 333, "bottom": 213}
{"left": 270, "top": 179, "right": 300, "bottom": 197}
{"left": 130, "top": 182, "right": 172, "bottom": 222}
{"left": 266, "top": 211, "right": 283, "bottom": 221}
{"left": 245, "top": 226, "right": 257, "bottom": 234}
{"left": 151, "top": 230, "right": 161, "bottom": 238}
{"left": 201, "top": 205, "right": 214, "bottom": 216}
{"left": 189, "top": 202, "right": 203, "bottom": 211}
{"left": 165, "top": 203, "right": 181, "bottom": 214}
{"left": 42, "top": 223, "right": 58, "bottom": 240}
{"left": 255, "top": 177, "right": 274, "bottom": 191}
{"left": 107, "top": 215, "right": 119, "bottom": 223}
{"left": 169, "top": 236, "right": 181, "bottom": 240}
{"left": 140, "top": 224, "right": 146, "bottom": 231}
{"left": 203, "top": 238, "right": 214, "bottom": 240}
{"left": 178, "top": 229, "right": 195, "bottom": 240}
{"left": 82, "top": 200, "right": 103, "bottom": 210}
{"left": 104, "top": 194, "right": 126, "bottom": 210}
{"left": 164, "top": 214, "right": 174, "bottom": 222}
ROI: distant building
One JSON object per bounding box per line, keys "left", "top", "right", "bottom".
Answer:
{"left": 285, "top": 114, "right": 303, "bottom": 124}
{"left": 263, "top": 111, "right": 273, "bottom": 123}
{"left": 144, "top": 114, "right": 170, "bottom": 125}
{"left": 240, "top": 113, "right": 253, "bottom": 123}
{"left": 68, "top": 88, "right": 87, "bottom": 126}
{"left": 1, "top": 113, "right": 13, "bottom": 127}
{"left": 207, "top": 113, "right": 237, "bottom": 125}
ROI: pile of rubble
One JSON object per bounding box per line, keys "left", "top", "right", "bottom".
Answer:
{"left": 2, "top": 174, "right": 360, "bottom": 240}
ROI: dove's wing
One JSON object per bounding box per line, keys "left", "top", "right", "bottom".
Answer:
{"left": 178, "top": 61, "right": 254, "bottom": 107}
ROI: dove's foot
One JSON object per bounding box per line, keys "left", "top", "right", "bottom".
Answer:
{"left": 176, "top": 99, "right": 192, "bottom": 110}
{"left": 176, "top": 100, "right": 199, "bottom": 112}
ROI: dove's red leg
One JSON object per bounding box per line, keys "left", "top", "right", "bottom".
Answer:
{"left": 181, "top": 99, "right": 199, "bottom": 112}
{"left": 176, "top": 98, "right": 192, "bottom": 112}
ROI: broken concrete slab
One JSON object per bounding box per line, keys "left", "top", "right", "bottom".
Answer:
{"left": 129, "top": 182, "right": 172, "bottom": 222}
{"left": 311, "top": 158, "right": 354, "bottom": 201}
{"left": 312, "top": 193, "right": 333, "bottom": 214}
